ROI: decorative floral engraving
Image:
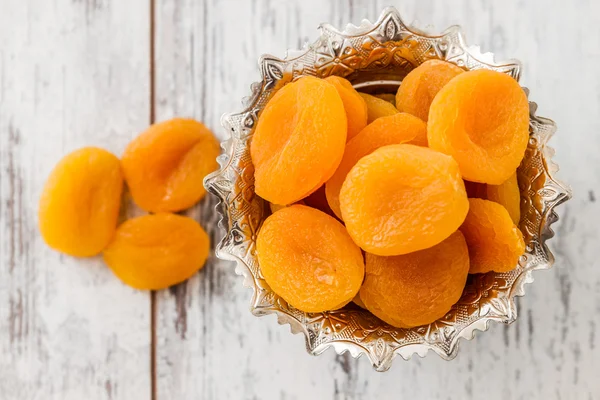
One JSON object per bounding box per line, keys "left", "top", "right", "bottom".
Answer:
{"left": 204, "top": 7, "right": 571, "bottom": 371}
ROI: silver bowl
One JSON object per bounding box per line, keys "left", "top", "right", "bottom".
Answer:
{"left": 204, "top": 7, "right": 572, "bottom": 371}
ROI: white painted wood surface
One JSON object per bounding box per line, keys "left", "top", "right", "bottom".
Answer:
{"left": 0, "top": 1, "right": 152, "bottom": 399}
{"left": 1, "top": 0, "right": 598, "bottom": 399}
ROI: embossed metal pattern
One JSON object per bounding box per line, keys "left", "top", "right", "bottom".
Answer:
{"left": 204, "top": 7, "right": 572, "bottom": 371}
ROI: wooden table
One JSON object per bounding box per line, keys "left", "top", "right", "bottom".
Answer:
{"left": 1, "top": 1, "right": 597, "bottom": 399}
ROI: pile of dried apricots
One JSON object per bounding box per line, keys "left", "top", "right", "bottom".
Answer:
{"left": 253, "top": 60, "right": 529, "bottom": 328}
{"left": 38, "top": 118, "right": 219, "bottom": 290}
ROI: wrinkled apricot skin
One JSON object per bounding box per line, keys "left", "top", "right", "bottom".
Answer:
{"left": 486, "top": 173, "right": 521, "bottom": 225}
{"left": 122, "top": 118, "right": 220, "bottom": 213}
{"left": 103, "top": 213, "right": 210, "bottom": 290}
{"left": 256, "top": 205, "right": 364, "bottom": 313}
{"left": 358, "top": 93, "right": 399, "bottom": 123}
{"left": 460, "top": 198, "right": 525, "bottom": 274}
{"left": 326, "top": 113, "right": 427, "bottom": 219}
{"left": 428, "top": 69, "right": 530, "bottom": 184}
{"left": 39, "top": 147, "right": 123, "bottom": 257}
{"left": 251, "top": 76, "right": 347, "bottom": 205}
{"left": 340, "top": 144, "right": 469, "bottom": 256}
{"left": 396, "top": 60, "right": 463, "bottom": 121}
{"left": 360, "top": 231, "right": 469, "bottom": 328}
{"left": 324, "top": 76, "right": 368, "bottom": 141}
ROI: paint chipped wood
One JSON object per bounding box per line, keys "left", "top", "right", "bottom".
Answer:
{"left": 0, "top": 0, "right": 152, "bottom": 398}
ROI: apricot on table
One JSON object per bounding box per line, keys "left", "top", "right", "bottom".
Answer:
{"left": 340, "top": 144, "right": 469, "bottom": 256}
{"left": 396, "top": 59, "right": 463, "bottom": 121}
{"left": 103, "top": 213, "right": 210, "bottom": 290}
{"left": 251, "top": 76, "right": 347, "bottom": 205}
{"left": 39, "top": 147, "right": 123, "bottom": 257}
{"left": 121, "top": 118, "right": 220, "bottom": 213}
{"left": 358, "top": 92, "right": 399, "bottom": 123}
{"left": 326, "top": 113, "right": 427, "bottom": 219}
{"left": 460, "top": 198, "right": 525, "bottom": 274}
{"left": 428, "top": 69, "right": 530, "bottom": 184}
{"left": 360, "top": 231, "right": 469, "bottom": 328}
{"left": 324, "top": 76, "right": 368, "bottom": 141}
{"left": 256, "top": 205, "right": 364, "bottom": 313}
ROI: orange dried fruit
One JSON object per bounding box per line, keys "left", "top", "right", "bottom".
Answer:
{"left": 103, "top": 213, "right": 210, "bottom": 290}
{"left": 121, "top": 118, "right": 220, "bottom": 213}
{"left": 38, "top": 147, "right": 123, "bottom": 257}
{"left": 486, "top": 173, "right": 521, "bottom": 225}
{"left": 340, "top": 144, "right": 469, "bottom": 256}
{"left": 359, "top": 92, "right": 399, "bottom": 123}
{"left": 326, "top": 113, "right": 428, "bottom": 219}
{"left": 360, "top": 231, "right": 469, "bottom": 328}
{"left": 256, "top": 205, "right": 364, "bottom": 313}
{"left": 374, "top": 93, "right": 396, "bottom": 106}
{"left": 324, "top": 76, "right": 368, "bottom": 141}
{"left": 460, "top": 198, "right": 525, "bottom": 274}
{"left": 428, "top": 69, "right": 530, "bottom": 184}
{"left": 463, "top": 173, "right": 521, "bottom": 225}
{"left": 396, "top": 59, "right": 464, "bottom": 121}
{"left": 251, "top": 76, "right": 347, "bottom": 205}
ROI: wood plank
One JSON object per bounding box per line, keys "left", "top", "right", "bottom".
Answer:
{"left": 0, "top": 1, "right": 152, "bottom": 399}
{"left": 155, "top": 1, "right": 599, "bottom": 399}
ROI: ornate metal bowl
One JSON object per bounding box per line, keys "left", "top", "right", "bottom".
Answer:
{"left": 204, "top": 7, "right": 572, "bottom": 371}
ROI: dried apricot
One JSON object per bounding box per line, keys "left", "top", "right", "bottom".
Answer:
{"left": 324, "top": 76, "right": 368, "bottom": 141}
{"left": 374, "top": 93, "right": 396, "bottom": 106}
{"left": 463, "top": 173, "right": 521, "bottom": 225}
{"left": 359, "top": 93, "right": 399, "bottom": 123}
{"left": 326, "top": 113, "right": 427, "bottom": 219}
{"left": 460, "top": 198, "right": 525, "bottom": 274}
{"left": 486, "top": 173, "right": 521, "bottom": 225}
{"left": 428, "top": 69, "right": 530, "bottom": 184}
{"left": 39, "top": 147, "right": 123, "bottom": 257}
{"left": 396, "top": 59, "right": 463, "bottom": 121}
{"left": 340, "top": 144, "right": 469, "bottom": 256}
{"left": 251, "top": 76, "right": 347, "bottom": 205}
{"left": 360, "top": 231, "right": 469, "bottom": 328}
{"left": 103, "top": 213, "right": 210, "bottom": 290}
{"left": 121, "top": 118, "right": 220, "bottom": 213}
{"left": 256, "top": 205, "right": 364, "bottom": 313}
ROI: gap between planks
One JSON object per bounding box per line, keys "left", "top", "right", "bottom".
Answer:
{"left": 149, "top": 0, "right": 157, "bottom": 399}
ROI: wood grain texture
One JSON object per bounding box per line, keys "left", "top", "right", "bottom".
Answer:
{"left": 1, "top": 0, "right": 598, "bottom": 399}
{"left": 153, "top": 1, "right": 599, "bottom": 399}
{"left": 0, "top": 1, "right": 152, "bottom": 399}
